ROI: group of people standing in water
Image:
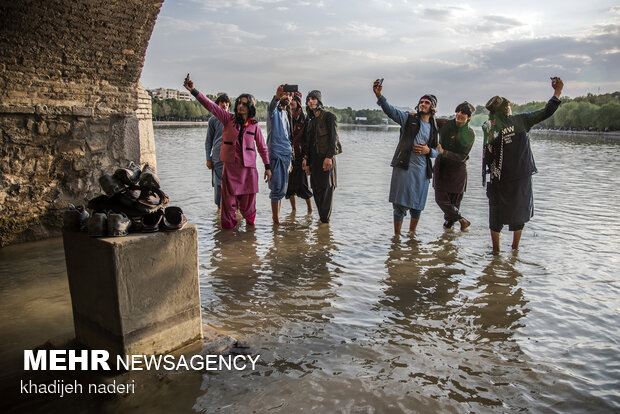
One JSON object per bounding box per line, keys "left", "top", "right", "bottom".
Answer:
{"left": 184, "top": 74, "right": 564, "bottom": 254}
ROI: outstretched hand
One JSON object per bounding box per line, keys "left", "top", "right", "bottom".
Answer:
{"left": 183, "top": 74, "right": 194, "bottom": 91}
{"left": 551, "top": 76, "right": 563, "bottom": 98}
{"left": 276, "top": 84, "right": 285, "bottom": 99}
{"left": 372, "top": 79, "right": 383, "bottom": 100}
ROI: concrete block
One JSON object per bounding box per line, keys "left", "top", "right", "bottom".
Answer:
{"left": 62, "top": 224, "right": 202, "bottom": 357}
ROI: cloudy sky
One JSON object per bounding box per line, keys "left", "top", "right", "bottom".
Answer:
{"left": 140, "top": 0, "right": 620, "bottom": 114}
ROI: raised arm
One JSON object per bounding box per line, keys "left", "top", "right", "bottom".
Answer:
{"left": 373, "top": 79, "right": 408, "bottom": 126}
{"left": 183, "top": 75, "right": 232, "bottom": 124}
{"left": 512, "top": 77, "right": 564, "bottom": 131}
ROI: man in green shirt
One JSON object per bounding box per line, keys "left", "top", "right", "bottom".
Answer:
{"left": 434, "top": 102, "right": 476, "bottom": 230}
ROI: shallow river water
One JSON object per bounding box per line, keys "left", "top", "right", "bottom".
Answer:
{"left": 1, "top": 125, "right": 619, "bottom": 413}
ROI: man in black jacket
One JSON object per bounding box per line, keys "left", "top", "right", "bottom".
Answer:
{"left": 482, "top": 77, "right": 563, "bottom": 253}
{"left": 373, "top": 79, "right": 439, "bottom": 236}
{"left": 303, "top": 90, "right": 341, "bottom": 225}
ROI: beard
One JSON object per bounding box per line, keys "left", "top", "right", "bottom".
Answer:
{"left": 418, "top": 107, "right": 430, "bottom": 115}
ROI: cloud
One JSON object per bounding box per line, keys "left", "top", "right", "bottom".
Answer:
{"left": 143, "top": 1, "right": 620, "bottom": 112}
{"left": 326, "top": 22, "right": 388, "bottom": 39}
{"left": 413, "top": 5, "right": 472, "bottom": 22}
{"left": 154, "top": 16, "right": 205, "bottom": 32}
{"left": 469, "top": 23, "right": 620, "bottom": 74}
{"left": 211, "top": 22, "right": 266, "bottom": 43}
{"left": 475, "top": 15, "right": 526, "bottom": 34}
{"left": 193, "top": 0, "right": 286, "bottom": 12}
{"left": 344, "top": 22, "right": 388, "bottom": 38}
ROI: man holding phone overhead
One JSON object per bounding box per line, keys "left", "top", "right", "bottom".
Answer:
{"left": 184, "top": 74, "right": 271, "bottom": 229}
{"left": 373, "top": 78, "right": 440, "bottom": 236}
{"left": 482, "top": 76, "right": 564, "bottom": 253}
{"left": 266, "top": 84, "right": 294, "bottom": 224}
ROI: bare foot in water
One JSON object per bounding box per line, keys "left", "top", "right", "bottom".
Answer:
{"left": 459, "top": 218, "right": 471, "bottom": 231}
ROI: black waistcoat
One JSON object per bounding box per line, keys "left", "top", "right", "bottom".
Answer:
{"left": 390, "top": 113, "right": 438, "bottom": 179}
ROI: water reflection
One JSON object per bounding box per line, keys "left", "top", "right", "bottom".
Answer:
{"left": 381, "top": 237, "right": 460, "bottom": 342}
{"left": 466, "top": 255, "right": 528, "bottom": 343}
{"left": 3, "top": 127, "right": 619, "bottom": 412}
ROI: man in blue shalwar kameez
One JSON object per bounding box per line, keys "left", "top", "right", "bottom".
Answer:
{"left": 266, "top": 84, "right": 293, "bottom": 224}
{"left": 373, "top": 79, "right": 440, "bottom": 236}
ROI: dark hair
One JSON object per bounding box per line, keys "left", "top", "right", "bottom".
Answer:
{"left": 234, "top": 93, "right": 256, "bottom": 123}
{"left": 215, "top": 93, "right": 230, "bottom": 105}
{"left": 455, "top": 101, "right": 475, "bottom": 116}
{"left": 305, "top": 89, "right": 324, "bottom": 117}
{"left": 415, "top": 94, "right": 437, "bottom": 116}
{"left": 485, "top": 96, "right": 510, "bottom": 118}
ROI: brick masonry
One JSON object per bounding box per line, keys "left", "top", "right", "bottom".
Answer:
{"left": 0, "top": 0, "right": 163, "bottom": 246}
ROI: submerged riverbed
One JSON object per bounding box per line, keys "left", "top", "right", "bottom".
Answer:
{"left": 1, "top": 126, "right": 619, "bottom": 413}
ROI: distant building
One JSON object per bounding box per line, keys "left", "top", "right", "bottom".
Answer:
{"left": 355, "top": 116, "right": 368, "bottom": 121}
{"left": 178, "top": 91, "right": 191, "bottom": 101}
{"left": 147, "top": 88, "right": 191, "bottom": 101}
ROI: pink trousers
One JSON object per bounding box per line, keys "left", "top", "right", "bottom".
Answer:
{"left": 220, "top": 174, "right": 256, "bottom": 229}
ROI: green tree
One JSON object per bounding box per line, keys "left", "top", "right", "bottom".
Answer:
{"left": 470, "top": 113, "right": 488, "bottom": 127}
{"left": 595, "top": 102, "right": 620, "bottom": 130}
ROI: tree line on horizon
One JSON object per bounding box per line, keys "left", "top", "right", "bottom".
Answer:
{"left": 151, "top": 91, "right": 620, "bottom": 131}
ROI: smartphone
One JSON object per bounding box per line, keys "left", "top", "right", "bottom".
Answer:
{"left": 283, "top": 84, "right": 298, "bottom": 93}
{"left": 378, "top": 78, "right": 384, "bottom": 86}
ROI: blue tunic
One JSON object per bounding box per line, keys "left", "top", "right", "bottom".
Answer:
{"left": 205, "top": 115, "right": 224, "bottom": 187}
{"left": 377, "top": 96, "right": 438, "bottom": 210}
{"left": 389, "top": 122, "right": 432, "bottom": 209}
{"left": 266, "top": 97, "right": 292, "bottom": 201}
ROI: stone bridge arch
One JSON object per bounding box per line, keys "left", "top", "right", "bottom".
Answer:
{"left": 0, "top": 0, "right": 164, "bottom": 246}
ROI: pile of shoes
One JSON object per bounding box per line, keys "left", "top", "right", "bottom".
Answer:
{"left": 63, "top": 162, "right": 187, "bottom": 237}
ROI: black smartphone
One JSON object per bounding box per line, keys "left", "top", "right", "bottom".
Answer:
{"left": 283, "top": 84, "right": 298, "bottom": 93}
{"left": 378, "top": 78, "right": 384, "bottom": 86}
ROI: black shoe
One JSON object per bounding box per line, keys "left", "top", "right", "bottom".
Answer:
{"left": 107, "top": 212, "right": 131, "bottom": 236}
{"left": 63, "top": 204, "right": 90, "bottom": 232}
{"left": 135, "top": 188, "right": 169, "bottom": 214}
{"left": 138, "top": 163, "right": 160, "bottom": 189}
{"left": 161, "top": 207, "right": 187, "bottom": 231}
{"left": 87, "top": 212, "right": 107, "bottom": 237}
{"left": 113, "top": 162, "right": 141, "bottom": 186}
{"left": 142, "top": 209, "right": 164, "bottom": 232}
{"left": 443, "top": 220, "right": 454, "bottom": 229}
{"left": 99, "top": 173, "right": 125, "bottom": 196}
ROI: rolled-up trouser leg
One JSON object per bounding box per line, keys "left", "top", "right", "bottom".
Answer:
{"left": 435, "top": 189, "right": 463, "bottom": 223}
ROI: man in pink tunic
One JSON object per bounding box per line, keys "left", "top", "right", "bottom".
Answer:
{"left": 184, "top": 75, "right": 271, "bottom": 229}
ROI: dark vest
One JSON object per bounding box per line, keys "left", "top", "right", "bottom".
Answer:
{"left": 390, "top": 113, "right": 438, "bottom": 179}
{"left": 310, "top": 110, "right": 342, "bottom": 157}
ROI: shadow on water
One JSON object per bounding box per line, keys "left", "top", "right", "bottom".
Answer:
{"left": 192, "top": 220, "right": 350, "bottom": 412}
{"left": 369, "top": 242, "right": 539, "bottom": 411}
